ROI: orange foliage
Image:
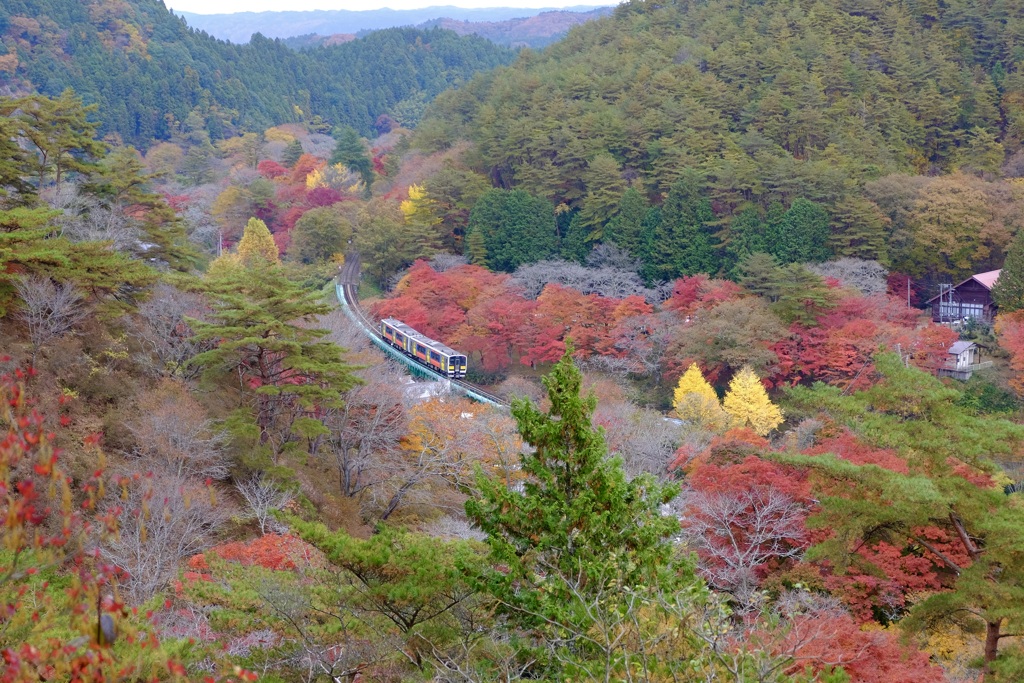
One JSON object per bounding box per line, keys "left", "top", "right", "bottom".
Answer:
{"left": 189, "top": 534, "right": 326, "bottom": 572}
{"left": 290, "top": 154, "right": 324, "bottom": 185}
{"left": 996, "top": 310, "right": 1024, "bottom": 395}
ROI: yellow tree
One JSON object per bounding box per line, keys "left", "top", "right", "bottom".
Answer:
{"left": 722, "top": 366, "right": 784, "bottom": 436}
{"left": 237, "top": 217, "right": 279, "bottom": 267}
{"left": 672, "top": 363, "right": 728, "bottom": 431}
{"left": 400, "top": 184, "right": 441, "bottom": 227}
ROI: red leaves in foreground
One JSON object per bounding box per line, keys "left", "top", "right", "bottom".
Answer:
{"left": 0, "top": 373, "right": 255, "bottom": 682}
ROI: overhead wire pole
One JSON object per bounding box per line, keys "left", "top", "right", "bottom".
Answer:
{"left": 335, "top": 254, "right": 508, "bottom": 409}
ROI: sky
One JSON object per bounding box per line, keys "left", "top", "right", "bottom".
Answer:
{"left": 164, "top": 0, "right": 609, "bottom": 12}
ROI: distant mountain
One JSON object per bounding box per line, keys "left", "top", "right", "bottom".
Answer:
{"left": 421, "top": 8, "right": 613, "bottom": 48}
{"left": 0, "top": 0, "right": 513, "bottom": 146}
{"left": 285, "top": 8, "right": 614, "bottom": 51}
{"left": 175, "top": 5, "right": 616, "bottom": 45}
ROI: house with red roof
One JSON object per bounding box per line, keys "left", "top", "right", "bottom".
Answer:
{"left": 926, "top": 269, "right": 1001, "bottom": 323}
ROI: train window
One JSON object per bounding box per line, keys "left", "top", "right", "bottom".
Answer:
{"left": 430, "top": 351, "right": 440, "bottom": 362}
{"left": 416, "top": 344, "right": 426, "bottom": 354}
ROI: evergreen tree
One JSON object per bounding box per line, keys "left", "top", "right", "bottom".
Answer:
{"left": 560, "top": 212, "right": 590, "bottom": 263}
{"left": 829, "top": 196, "right": 889, "bottom": 263}
{"left": 465, "top": 226, "right": 487, "bottom": 265}
{"left": 0, "top": 109, "right": 35, "bottom": 203}
{"left": 781, "top": 354, "right": 1024, "bottom": 677}
{"left": 605, "top": 186, "right": 650, "bottom": 258}
{"left": 190, "top": 262, "right": 359, "bottom": 453}
{"left": 0, "top": 206, "right": 155, "bottom": 318}
{"left": 86, "top": 146, "right": 199, "bottom": 271}
{"left": 763, "top": 202, "right": 788, "bottom": 259}
{"left": 12, "top": 90, "right": 106, "bottom": 191}
{"left": 467, "top": 188, "right": 558, "bottom": 272}
{"left": 722, "top": 366, "right": 784, "bottom": 435}
{"left": 673, "top": 362, "right": 728, "bottom": 431}
{"left": 725, "top": 205, "right": 768, "bottom": 265}
{"left": 737, "top": 252, "right": 783, "bottom": 297}
{"left": 577, "top": 152, "right": 626, "bottom": 240}
{"left": 773, "top": 198, "right": 832, "bottom": 264}
{"left": 647, "top": 172, "right": 719, "bottom": 280}
{"left": 993, "top": 234, "right": 1024, "bottom": 313}
{"left": 281, "top": 139, "right": 304, "bottom": 168}
{"left": 465, "top": 345, "right": 704, "bottom": 677}
{"left": 772, "top": 263, "right": 837, "bottom": 325}
{"left": 330, "top": 126, "right": 374, "bottom": 191}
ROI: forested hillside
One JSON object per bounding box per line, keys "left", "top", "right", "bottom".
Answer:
{"left": 0, "top": 0, "right": 512, "bottom": 146}
{"left": 8, "top": 0, "right": 1024, "bottom": 679}
{"left": 420, "top": 0, "right": 1024, "bottom": 290}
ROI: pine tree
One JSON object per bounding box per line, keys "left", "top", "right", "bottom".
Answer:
{"left": 722, "top": 366, "right": 784, "bottom": 436}
{"left": 85, "top": 146, "right": 200, "bottom": 271}
{"left": 774, "top": 198, "right": 832, "bottom": 264}
{"left": 465, "top": 345, "right": 704, "bottom": 677}
{"left": 605, "top": 186, "right": 649, "bottom": 258}
{"left": 0, "top": 108, "right": 35, "bottom": 202}
{"left": 724, "top": 205, "right": 767, "bottom": 267}
{"left": 648, "top": 172, "right": 719, "bottom": 279}
{"left": 13, "top": 90, "right": 106, "bottom": 191}
{"left": 577, "top": 152, "right": 626, "bottom": 240}
{"left": 780, "top": 354, "right": 1024, "bottom": 678}
{"left": 993, "top": 235, "right": 1024, "bottom": 313}
{"left": 281, "top": 139, "right": 304, "bottom": 168}
{"left": 673, "top": 363, "right": 728, "bottom": 431}
{"left": 330, "top": 126, "right": 373, "bottom": 191}
{"left": 190, "top": 262, "right": 359, "bottom": 454}
{"left": 465, "top": 227, "right": 487, "bottom": 266}
{"left": 829, "top": 196, "right": 889, "bottom": 263}
{"left": 237, "top": 217, "right": 279, "bottom": 267}
{"left": 0, "top": 207, "right": 155, "bottom": 318}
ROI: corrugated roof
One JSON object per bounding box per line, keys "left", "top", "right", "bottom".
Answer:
{"left": 973, "top": 269, "right": 1001, "bottom": 289}
{"left": 948, "top": 341, "right": 976, "bottom": 355}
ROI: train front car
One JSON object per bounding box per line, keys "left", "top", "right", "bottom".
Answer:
{"left": 379, "top": 318, "right": 468, "bottom": 379}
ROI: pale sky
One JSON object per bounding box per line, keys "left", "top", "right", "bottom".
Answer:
{"left": 165, "top": 0, "right": 606, "bottom": 13}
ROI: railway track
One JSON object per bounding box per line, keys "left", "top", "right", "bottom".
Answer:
{"left": 336, "top": 254, "right": 510, "bottom": 408}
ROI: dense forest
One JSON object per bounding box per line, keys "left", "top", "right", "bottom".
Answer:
{"left": 0, "top": 0, "right": 512, "bottom": 146}
{"left": 6, "top": 0, "right": 1024, "bottom": 680}
{"left": 419, "top": 0, "right": 1024, "bottom": 291}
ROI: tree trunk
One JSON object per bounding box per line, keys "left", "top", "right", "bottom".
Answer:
{"left": 983, "top": 619, "right": 1001, "bottom": 680}
{"left": 380, "top": 480, "right": 416, "bottom": 521}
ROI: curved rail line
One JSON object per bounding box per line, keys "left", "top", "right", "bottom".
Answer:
{"left": 336, "top": 254, "right": 509, "bottom": 408}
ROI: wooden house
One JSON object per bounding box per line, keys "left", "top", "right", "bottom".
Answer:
{"left": 926, "top": 269, "right": 1000, "bottom": 324}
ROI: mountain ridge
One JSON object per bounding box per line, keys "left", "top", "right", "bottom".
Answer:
{"left": 175, "top": 4, "right": 616, "bottom": 44}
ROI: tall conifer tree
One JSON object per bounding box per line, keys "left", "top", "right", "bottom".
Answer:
{"left": 466, "top": 346, "right": 703, "bottom": 676}
{"left": 993, "top": 235, "right": 1024, "bottom": 313}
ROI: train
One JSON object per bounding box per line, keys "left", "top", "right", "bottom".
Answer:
{"left": 379, "top": 318, "right": 468, "bottom": 379}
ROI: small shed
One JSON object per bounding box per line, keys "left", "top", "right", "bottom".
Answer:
{"left": 947, "top": 341, "right": 980, "bottom": 370}
{"left": 936, "top": 341, "right": 992, "bottom": 380}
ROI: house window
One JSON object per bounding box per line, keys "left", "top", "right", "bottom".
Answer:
{"left": 939, "top": 303, "right": 960, "bottom": 318}
{"left": 961, "top": 303, "right": 984, "bottom": 319}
